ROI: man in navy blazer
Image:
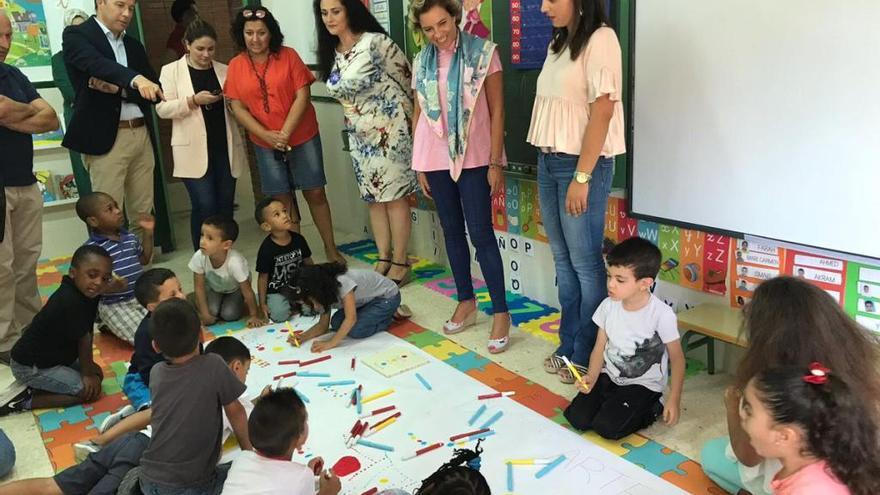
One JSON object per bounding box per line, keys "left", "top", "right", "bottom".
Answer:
{"left": 62, "top": 0, "right": 163, "bottom": 243}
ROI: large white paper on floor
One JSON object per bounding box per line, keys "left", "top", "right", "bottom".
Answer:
{"left": 231, "top": 319, "right": 689, "bottom": 495}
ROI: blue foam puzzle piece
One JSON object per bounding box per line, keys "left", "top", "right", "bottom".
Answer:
{"left": 444, "top": 350, "right": 491, "bottom": 373}
{"left": 36, "top": 405, "right": 90, "bottom": 432}
{"left": 621, "top": 440, "right": 689, "bottom": 477}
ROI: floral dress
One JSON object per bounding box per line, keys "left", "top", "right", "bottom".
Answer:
{"left": 326, "top": 32, "right": 418, "bottom": 203}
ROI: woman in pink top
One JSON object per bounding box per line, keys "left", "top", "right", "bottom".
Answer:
{"left": 526, "top": 0, "right": 625, "bottom": 383}
{"left": 409, "top": 0, "right": 510, "bottom": 353}
{"left": 740, "top": 364, "right": 880, "bottom": 495}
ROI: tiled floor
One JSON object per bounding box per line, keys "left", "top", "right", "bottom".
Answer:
{"left": 0, "top": 205, "right": 733, "bottom": 490}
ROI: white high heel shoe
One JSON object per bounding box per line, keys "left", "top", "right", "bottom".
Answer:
{"left": 487, "top": 314, "right": 512, "bottom": 354}
{"left": 442, "top": 310, "right": 477, "bottom": 335}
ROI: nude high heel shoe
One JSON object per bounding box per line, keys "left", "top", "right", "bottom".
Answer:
{"left": 442, "top": 310, "right": 477, "bottom": 335}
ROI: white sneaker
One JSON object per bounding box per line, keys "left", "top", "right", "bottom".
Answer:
{"left": 73, "top": 440, "right": 101, "bottom": 462}
{"left": 99, "top": 404, "right": 135, "bottom": 433}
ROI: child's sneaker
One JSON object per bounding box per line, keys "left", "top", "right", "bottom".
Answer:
{"left": 99, "top": 404, "right": 135, "bottom": 433}
{"left": 0, "top": 387, "right": 32, "bottom": 417}
{"left": 73, "top": 440, "right": 101, "bottom": 462}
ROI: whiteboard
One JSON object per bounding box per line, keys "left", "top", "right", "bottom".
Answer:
{"left": 262, "top": 0, "right": 318, "bottom": 66}
{"left": 630, "top": 0, "right": 880, "bottom": 259}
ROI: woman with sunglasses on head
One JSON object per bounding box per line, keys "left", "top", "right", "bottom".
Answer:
{"left": 155, "top": 19, "right": 246, "bottom": 251}
{"left": 314, "top": 0, "right": 418, "bottom": 286}
{"left": 225, "top": 5, "right": 345, "bottom": 264}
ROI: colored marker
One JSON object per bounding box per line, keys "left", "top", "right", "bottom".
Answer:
{"left": 278, "top": 359, "right": 300, "bottom": 365}
{"left": 299, "top": 355, "right": 332, "bottom": 367}
{"left": 415, "top": 373, "right": 432, "bottom": 390}
{"left": 355, "top": 386, "right": 363, "bottom": 415}
{"left": 371, "top": 411, "right": 402, "bottom": 429}
{"left": 507, "top": 458, "right": 556, "bottom": 465}
{"left": 468, "top": 404, "right": 487, "bottom": 426}
{"left": 361, "top": 488, "right": 378, "bottom": 495}
{"left": 286, "top": 322, "right": 300, "bottom": 347}
{"left": 560, "top": 356, "right": 588, "bottom": 390}
{"left": 362, "top": 388, "right": 394, "bottom": 404}
{"left": 507, "top": 462, "right": 514, "bottom": 492}
{"left": 480, "top": 411, "right": 504, "bottom": 430}
{"left": 477, "top": 391, "right": 515, "bottom": 400}
{"left": 359, "top": 405, "right": 396, "bottom": 419}
{"left": 535, "top": 455, "right": 567, "bottom": 479}
{"left": 356, "top": 438, "right": 395, "bottom": 452}
{"left": 348, "top": 388, "right": 357, "bottom": 408}
{"left": 317, "top": 380, "right": 355, "bottom": 387}
{"left": 273, "top": 370, "right": 297, "bottom": 380}
{"left": 296, "top": 372, "right": 331, "bottom": 378}
{"left": 364, "top": 417, "right": 397, "bottom": 437}
{"left": 346, "top": 420, "right": 365, "bottom": 447}
{"left": 449, "top": 428, "right": 490, "bottom": 442}
{"left": 466, "top": 430, "right": 495, "bottom": 442}
{"left": 351, "top": 357, "right": 356, "bottom": 371}
{"left": 402, "top": 442, "right": 444, "bottom": 461}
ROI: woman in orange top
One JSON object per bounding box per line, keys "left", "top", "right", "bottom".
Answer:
{"left": 225, "top": 6, "right": 343, "bottom": 263}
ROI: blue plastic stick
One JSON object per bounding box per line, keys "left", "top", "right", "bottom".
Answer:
{"left": 535, "top": 455, "right": 567, "bottom": 479}
{"left": 317, "top": 380, "right": 355, "bottom": 387}
{"left": 355, "top": 387, "right": 362, "bottom": 414}
{"left": 356, "top": 438, "right": 395, "bottom": 452}
{"left": 295, "top": 388, "right": 310, "bottom": 403}
{"left": 507, "top": 462, "right": 514, "bottom": 492}
{"left": 415, "top": 373, "right": 432, "bottom": 390}
{"left": 466, "top": 430, "right": 495, "bottom": 442}
{"left": 468, "top": 404, "right": 487, "bottom": 426}
{"left": 480, "top": 410, "right": 504, "bottom": 430}
{"left": 297, "top": 372, "right": 331, "bottom": 378}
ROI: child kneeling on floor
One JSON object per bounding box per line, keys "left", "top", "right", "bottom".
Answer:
{"left": 1, "top": 245, "right": 112, "bottom": 415}
{"left": 286, "top": 263, "right": 403, "bottom": 353}
{"left": 564, "top": 237, "right": 685, "bottom": 440}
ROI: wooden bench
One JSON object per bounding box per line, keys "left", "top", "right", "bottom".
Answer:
{"left": 677, "top": 304, "right": 747, "bottom": 374}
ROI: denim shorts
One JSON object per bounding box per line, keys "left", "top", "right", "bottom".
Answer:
{"left": 253, "top": 134, "right": 327, "bottom": 195}
{"left": 10, "top": 359, "right": 83, "bottom": 396}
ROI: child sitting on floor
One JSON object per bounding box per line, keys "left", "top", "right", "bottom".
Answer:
{"left": 285, "top": 263, "right": 403, "bottom": 353}
{"left": 1, "top": 245, "right": 112, "bottom": 415}
{"left": 563, "top": 237, "right": 685, "bottom": 440}
{"left": 77, "top": 192, "right": 154, "bottom": 345}
{"left": 190, "top": 215, "right": 264, "bottom": 327}
{"left": 139, "top": 299, "right": 251, "bottom": 495}
{"left": 378, "top": 441, "right": 490, "bottom": 495}
{"left": 255, "top": 197, "right": 314, "bottom": 323}
{"left": 221, "top": 388, "right": 341, "bottom": 495}
{"left": 740, "top": 364, "right": 880, "bottom": 495}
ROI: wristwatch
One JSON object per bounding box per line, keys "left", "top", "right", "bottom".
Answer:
{"left": 573, "top": 171, "right": 592, "bottom": 184}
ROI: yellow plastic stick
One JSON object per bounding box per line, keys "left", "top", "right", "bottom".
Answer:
{"left": 362, "top": 388, "right": 395, "bottom": 404}
{"left": 286, "top": 321, "right": 300, "bottom": 347}
{"left": 561, "top": 356, "right": 588, "bottom": 390}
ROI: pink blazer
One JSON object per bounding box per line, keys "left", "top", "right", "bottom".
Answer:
{"left": 156, "top": 56, "right": 245, "bottom": 179}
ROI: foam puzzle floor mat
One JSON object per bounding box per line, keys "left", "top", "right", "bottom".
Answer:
{"left": 29, "top": 251, "right": 725, "bottom": 494}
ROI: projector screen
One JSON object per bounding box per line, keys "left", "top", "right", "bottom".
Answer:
{"left": 629, "top": 0, "right": 880, "bottom": 259}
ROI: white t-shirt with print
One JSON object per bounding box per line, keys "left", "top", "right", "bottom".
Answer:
{"left": 220, "top": 450, "right": 315, "bottom": 495}
{"left": 188, "top": 249, "right": 250, "bottom": 294}
{"left": 592, "top": 294, "right": 680, "bottom": 393}
{"left": 220, "top": 392, "right": 254, "bottom": 464}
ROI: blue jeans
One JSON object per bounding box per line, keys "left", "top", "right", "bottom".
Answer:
{"left": 266, "top": 293, "right": 292, "bottom": 323}
{"left": 10, "top": 358, "right": 83, "bottom": 396}
{"left": 425, "top": 167, "right": 508, "bottom": 313}
{"left": 182, "top": 152, "right": 236, "bottom": 252}
{"left": 0, "top": 430, "right": 14, "bottom": 478}
{"left": 537, "top": 153, "right": 613, "bottom": 365}
{"left": 122, "top": 372, "right": 151, "bottom": 411}
{"left": 139, "top": 463, "right": 230, "bottom": 495}
{"left": 253, "top": 135, "right": 327, "bottom": 195}
{"left": 330, "top": 293, "right": 401, "bottom": 338}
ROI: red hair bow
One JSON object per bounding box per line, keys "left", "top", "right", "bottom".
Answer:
{"left": 803, "top": 362, "right": 831, "bottom": 385}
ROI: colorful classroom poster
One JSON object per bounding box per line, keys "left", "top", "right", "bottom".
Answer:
{"left": 509, "top": 0, "right": 552, "bottom": 68}
{"left": 617, "top": 202, "right": 639, "bottom": 242}
{"left": 1, "top": 1, "right": 51, "bottom": 69}
{"left": 491, "top": 184, "right": 507, "bottom": 232}
{"left": 518, "top": 180, "right": 537, "bottom": 239}
{"left": 505, "top": 176, "right": 521, "bottom": 235}
{"left": 460, "top": 0, "right": 493, "bottom": 39}
{"left": 702, "top": 233, "right": 729, "bottom": 296}
{"left": 845, "top": 261, "right": 880, "bottom": 333}
{"left": 657, "top": 225, "right": 681, "bottom": 283}
{"left": 636, "top": 220, "right": 659, "bottom": 245}
{"left": 678, "top": 229, "right": 705, "bottom": 291}
{"left": 729, "top": 239, "right": 785, "bottom": 307}
{"left": 32, "top": 126, "right": 64, "bottom": 150}
{"left": 783, "top": 250, "right": 847, "bottom": 306}
{"left": 402, "top": 0, "right": 425, "bottom": 58}
{"left": 532, "top": 186, "right": 547, "bottom": 242}
{"left": 603, "top": 197, "right": 622, "bottom": 245}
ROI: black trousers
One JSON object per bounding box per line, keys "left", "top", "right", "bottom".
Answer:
{"left": 564, "top": 373, "right": 663, "bottom": 440}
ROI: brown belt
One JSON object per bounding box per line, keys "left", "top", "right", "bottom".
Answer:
{"left": 118, "top": 118, "right": 145, "bottom": 129}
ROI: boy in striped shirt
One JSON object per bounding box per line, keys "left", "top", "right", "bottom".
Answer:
{"left": 76, "top": 192, "right": 154, "bottom": 345}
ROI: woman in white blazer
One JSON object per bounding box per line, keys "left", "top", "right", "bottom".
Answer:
{"left": 156, "top": 19, "right": 246, "bottom": 250}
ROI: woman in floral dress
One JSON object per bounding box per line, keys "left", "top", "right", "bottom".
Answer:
{"left": 315, "top": 0, "right": 418, "bottom": 286}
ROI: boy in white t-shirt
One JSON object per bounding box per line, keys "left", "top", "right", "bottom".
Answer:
{"left": 189, "top": 216, "right": 265, "bottom": 327}
{"left": 221, "top": 388, "right": 341, "bottom": 495}
{"left": 564, "top": 237, "right": 685, "bottom": 440}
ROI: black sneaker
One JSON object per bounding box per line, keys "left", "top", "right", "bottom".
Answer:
{"left": 0, "top": 387, "right": 32, "bottom": 417}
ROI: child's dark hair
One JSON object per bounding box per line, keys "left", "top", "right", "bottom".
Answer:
{"left": 606, "top": 237, "right": 661, "bottom": 280}
{"left": 171, "top": 0, "right": 196, "bottom": 23}
{"left": 204, "top": 336, "right": 251, "bottom": 364}
{"left": 202, "top": 215, "right": 239, "bottom": 242}
{"left": 285, "top": 262, "right": 347, "bottom": 313}
{"left": 231, "top": 5, "right": 284, "bottom": 54}
{"left": 254, "top": 197, "right": 279, "bottom": 225}
{"left": 74, "top": 192, "right": 113, "bottom": 223}
{"left": 753, "top": 366, "right": 880, "bottom": 495}
{"left": 183, "top": 17, "right": 216, "bottom": 44}
{"left": 415, "top": 441, "right": 490, "bottom": 495}
{"left": 248, "top": 388, "right": 306, "bottom": 457}
{"left": 134, "top": 268, "right": 177, "bottom": 308}
{"left": 736, "top": 277, "right": 880, "bottom": 403}
{"left": 71, "top": 245, "right": 111, "bottom": 268}
{"left": 149, "top": 299, "right": 201, "bottom": 358}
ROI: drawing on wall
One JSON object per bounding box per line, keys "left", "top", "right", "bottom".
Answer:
{"left": 1, "top": 0, "right": 51, "bottom": 68}
{"left": 460, "top": 0, "right": 492, "bottom": 39}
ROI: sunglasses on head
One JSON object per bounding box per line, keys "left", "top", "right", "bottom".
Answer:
{"left": 242, "top": 9, "right": 267, "bottom": 19}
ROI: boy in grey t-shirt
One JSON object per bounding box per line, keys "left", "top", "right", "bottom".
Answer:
{"left": 138, "top": 299, "right": 252, "bottom": 495}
